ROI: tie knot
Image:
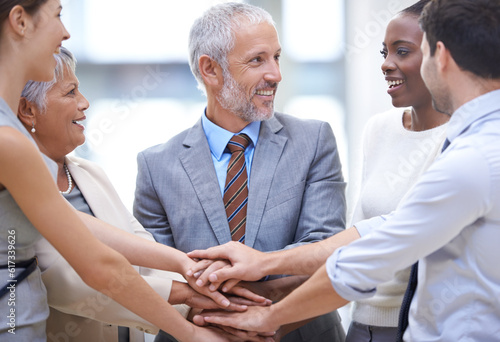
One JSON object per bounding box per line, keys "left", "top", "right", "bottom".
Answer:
{"left": 227, "top": 134, "right": 250, "bottom": 153}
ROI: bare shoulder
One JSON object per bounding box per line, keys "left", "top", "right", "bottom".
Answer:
{"left": 0, "top": 126, "right": 38, "bottom": 163}
{"left": 0, "top": 126, "right": 42, "bottom": 185}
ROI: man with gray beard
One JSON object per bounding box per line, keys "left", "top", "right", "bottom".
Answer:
{"left": 134, "top": 3, "right": 346, "bottom": 341}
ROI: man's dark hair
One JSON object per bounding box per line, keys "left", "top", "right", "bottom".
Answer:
{"left": 420, "top": 0, "right": 500, "bottom": 79}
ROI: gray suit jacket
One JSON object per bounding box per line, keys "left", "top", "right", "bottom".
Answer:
{"left": 134, "top": 112, "right": 347, "bottom": 341}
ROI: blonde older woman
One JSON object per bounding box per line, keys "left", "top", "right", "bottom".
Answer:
{"left": 17, "top": 47, "right": 271, "bottom": 342}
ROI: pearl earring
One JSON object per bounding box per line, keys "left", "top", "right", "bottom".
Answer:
{"left": 31, "top": 122, "right": 36, "bottom": 133}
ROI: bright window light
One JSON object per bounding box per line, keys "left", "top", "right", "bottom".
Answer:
{"left": 283, "top": 0, "right": 344, "bottom": 62}
{"left": 63, "top": 0, "right": 241, "bottom": 63}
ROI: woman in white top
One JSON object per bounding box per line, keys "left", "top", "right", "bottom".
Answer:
{"left": 346, "top": 1, "right": 449, "bottom": 341}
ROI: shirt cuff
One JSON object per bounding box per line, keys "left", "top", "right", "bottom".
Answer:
{"left": 353, "top": 215, "right": 387, "bottom": 237}
{"left": 326, "top": 247, "right": 377, "bottom": 301}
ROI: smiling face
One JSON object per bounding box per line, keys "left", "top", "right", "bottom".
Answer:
{"left": 380, "top": 13, "right": 431, "bottom": 109}
{"left": 26, "top": 0, "right": 70, "bottom": 82}
{"left": 32, "top": 66, "right": 89, "bottom": 160}
{"left": 218, "top": 20, "right": 282, "bottom": 122}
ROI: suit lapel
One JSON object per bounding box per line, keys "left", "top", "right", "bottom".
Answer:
{"left": 65, "top": 157, "right": 114, "bottom": 223}
{"left": 179, "top": 120, "right": 233, "bottom": 245}
{"left": 245, "top": 116, "right": 286, "bottom": 248}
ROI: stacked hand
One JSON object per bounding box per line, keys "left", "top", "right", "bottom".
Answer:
{"left": 170, "top": 280, "right": 272, "bottom": 311}
{"left": 179, "top": 247, "right": 278, "bottom": 341}
{"left": 181, "top": 242, "right": 288, "bottom": 340}
{"left": 193, "top": 305, "right": 278, "bottom": 335}
{"left": 180, "top": 248, "right": 269, "bottom": 308}
{"left": 187, "top": 242, "right": 269, "bottom": 292}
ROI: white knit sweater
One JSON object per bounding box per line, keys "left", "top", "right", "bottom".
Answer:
{"left": 349, "top": 108, "right": 447, "bottom": 327}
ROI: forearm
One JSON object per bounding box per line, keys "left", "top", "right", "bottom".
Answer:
{"left": 90, "top": 253, "right": 195, "bottom": 340}
{"left": 31, "top": 204, "right": 195, "bottom": 339}
{"left": 189, "top": 227, "right": 360, "bottom": 288}
{"left": 91, "top": 275, "right": 189, "bottom": 328}
{"left": 77, "top": 211, "right": 192, "bottom": 275}
{"left": 75, "top": 213, "right": 241, "bottom": 312}
{"left": 198, "top": 263, "right": 349, "bottom": 335}
{"left": 39, "top": 245, "right": 184, "bottom": 332}
{"left": 277, "top": 319, "right": 315, "bottom": 340}
{"left": 269, "top": 264, "right": 349, "bottom": 327}
{"left": 169, "top": 281, "right": 194, "bottom": 305}
{"left": 267, "top": 227, "right": 360, "bottom": 275}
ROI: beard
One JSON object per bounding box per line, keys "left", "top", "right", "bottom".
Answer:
{"left": 217, "top": 70, "right": 276, "bottom": 122}
{"left": 427, "top": 78, "right": 453, "bottom": 115}
{"left": 422, "top": 57, "right": 453, "bottom": 115}
{"left": 431, "top": 94, "right": 452, "bottom": 115}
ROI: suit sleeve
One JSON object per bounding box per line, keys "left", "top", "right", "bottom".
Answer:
{"left": 289, "top": 121, "right": 346, "bottom": 248}
{"left": 133, "top": 151, "right": 176, "bottom": 247}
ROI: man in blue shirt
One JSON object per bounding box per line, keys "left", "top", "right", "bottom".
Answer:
{"left": 193, "top": 1, "right": 500, "bottom": 340}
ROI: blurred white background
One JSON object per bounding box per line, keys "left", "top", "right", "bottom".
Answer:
{"left": 59, "top": 0, "right": 416, "bottom": 337}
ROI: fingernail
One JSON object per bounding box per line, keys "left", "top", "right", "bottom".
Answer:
{"left": 222, "top": 299, "right": 230, "bottom": 307}
{"left": 222, "top": 286, "right": 228, "bottom": 292}
{"left": 196, "top": 279, "right": 203, "bottom": 287}
{"left": 186, "top": 270, "right": 193, "bottom": 276}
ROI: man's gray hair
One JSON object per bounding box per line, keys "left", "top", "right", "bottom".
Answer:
{"left": 21, "top": 46, "right": 76, "bottom": 112}
{"left": 188, "top": 2, "right": 275, "bottom": 94}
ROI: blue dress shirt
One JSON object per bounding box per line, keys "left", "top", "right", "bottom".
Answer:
{"left": 201, "top": 111, "right": 260, "bottom": 195}
{"left": 327, "top": 89, "right": 500, "bottom": 341}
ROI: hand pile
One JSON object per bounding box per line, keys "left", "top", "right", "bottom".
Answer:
{"left": 182, "top": 242, "right": 281, "bottom": 341}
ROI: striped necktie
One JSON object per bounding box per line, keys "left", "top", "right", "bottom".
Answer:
{"left": 223, "top": 134, "right": 250, "bottom": 243}
{"left": 396, "top": 138, "right": 451, "bottom": 341}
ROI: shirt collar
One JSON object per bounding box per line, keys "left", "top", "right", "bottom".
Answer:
{"left": 446, "top": 89, "right": 500, "bottom": 143}
{"left": 202, "top": 109, "right": 261, "bottom": 161}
